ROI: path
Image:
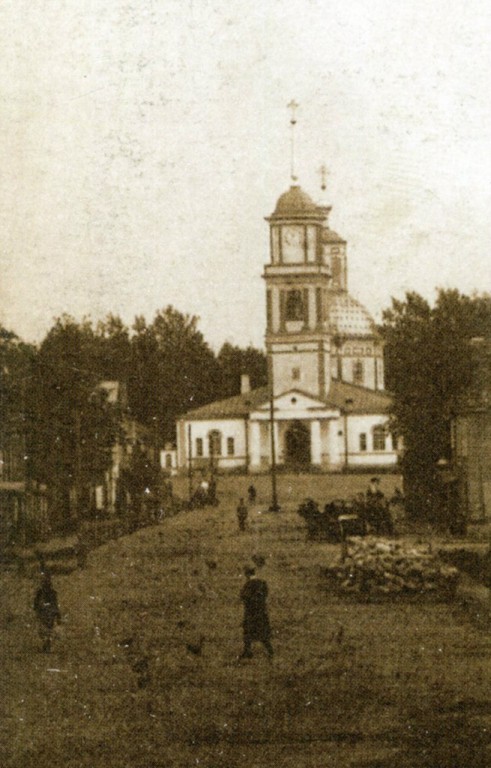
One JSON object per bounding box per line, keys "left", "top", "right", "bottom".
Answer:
{"left": 1, "top": 501, "right": 490, "bottom": 767}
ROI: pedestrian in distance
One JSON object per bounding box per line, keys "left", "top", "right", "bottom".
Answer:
{"left": 33, "top": 573, "right": 61, "bottom": 653}
{"left": 208, "top": 476, "right": 218, "bottom": 506}
{"left": 236, "top": 498, "right": 248, "bottom": 532}
{"left": 238, "top": 566, "right": 273, "bottom": 660}
{"left": 366, "top": 477, "right": 393, "bottom": 535}
{"left": 247, "top": 484, "right": 257, "bottom": 505}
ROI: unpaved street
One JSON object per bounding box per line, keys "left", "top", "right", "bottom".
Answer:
{"left": 1, "top": 499, "right": 490, "bottom": 767}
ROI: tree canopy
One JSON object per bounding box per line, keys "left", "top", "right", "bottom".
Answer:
{"left": 382, "top": 288, "right": 491, "bottom": 520}
{"left": 2, "top": 309, "right": 265, "bottom": 517}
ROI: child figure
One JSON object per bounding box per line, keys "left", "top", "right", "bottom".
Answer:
{"left": 34, "top": 573, "right": 61, "bottom": 653}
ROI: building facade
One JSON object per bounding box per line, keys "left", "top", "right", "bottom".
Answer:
{"left": 451, "top": 338, "right": 491, "bottom": 520}
{"left": 177, "top": 184, "right": 399, "bottom": 473}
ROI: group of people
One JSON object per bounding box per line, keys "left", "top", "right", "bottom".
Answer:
{"left": 191, "top": 476, "right": 218, "bottom": 507}
{"left": 235, "top": 484, "right": 273, "bottom": 658}
{"left": 32, "top": 563, "right": 273, "bottom": 662}
{"left": 31, "top": 478, "right": 402, "bottom": 661}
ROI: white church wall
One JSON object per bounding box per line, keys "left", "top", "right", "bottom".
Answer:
{"left": 259, "top": 421, "right": 271, "bottom": 467}
{"left": 339, "top": 355, "right": 376, "bottom": 389}
{"left": 321, "top": 419, "right": 342, "bottom": 469}
{"left": 178, "top": 419, "right": 247, "bottom": 470}
{"left": 346, "top": 414, "right": 398, "bottom": 467}
{"left": 272, "top": 349, "right": 319, "bottom": 396}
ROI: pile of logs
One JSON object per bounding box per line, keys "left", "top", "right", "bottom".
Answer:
{"left": 324, "top": 537, "right": 460, "bottom": 600}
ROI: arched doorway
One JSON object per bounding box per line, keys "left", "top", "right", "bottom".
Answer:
{"left": 285, "top": 421, "right": 311, "bottom": 466}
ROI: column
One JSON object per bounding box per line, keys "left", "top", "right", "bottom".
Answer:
{"left": 249, "top": 421, "right": 261, "bottom": 469}
{"left": 310, "top": 419, "right": 322, "bottom": 465}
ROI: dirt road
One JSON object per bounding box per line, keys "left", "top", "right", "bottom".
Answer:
{"left": 1, "top": 500, "right": 490, "bottom": 767}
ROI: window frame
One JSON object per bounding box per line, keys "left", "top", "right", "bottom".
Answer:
{"left": 372, "top": 425, "right": 386, "bottom": 451}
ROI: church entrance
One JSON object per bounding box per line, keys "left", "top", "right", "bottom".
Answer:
{"left": 284, "top": 420, "right": 311, "bottom": 467}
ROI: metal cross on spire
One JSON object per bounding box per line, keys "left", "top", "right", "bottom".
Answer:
{"left": 287, "top": 100, "right": 299, "bottom": 183}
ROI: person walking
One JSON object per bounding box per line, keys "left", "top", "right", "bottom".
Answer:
{"left": 238, "top": 566, "right": 273, "bottom": 659}
{"left": 33, "top": 573, "right": 61, "bottom": 653}
{"left": 236, "top": 498, "right": 248, "bottom": 532}
{"left": 247, "top": 484, "right": 257, "bottom": 505}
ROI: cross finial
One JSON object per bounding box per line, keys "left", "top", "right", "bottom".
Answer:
{"left": 319, "top": 164, "right": 329, "bottom": 192}
{"left": 287, "top": 100, "right": 299, "bottom": 182}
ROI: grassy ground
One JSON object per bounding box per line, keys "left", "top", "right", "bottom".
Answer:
{"left": 1, "top": 474, "right": 490, "bottom": 768}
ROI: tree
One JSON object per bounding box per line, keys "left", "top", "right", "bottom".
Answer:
{"left": 28, "top": 316, "right": 118, "bottom": 525}
{"left": 128, "top": 307, "right": 220, "bottom": 444}
{"left": 95, "top": 314, "right": 131, "bottom": 383}
{"left": 382, "top": 289, "right": 491, "bottom": 522}
{"left": 0, "top": 327, "right": 36, "bottom": 481}
{"left": 216, "top": 342, "right": 267, "bottom": 399}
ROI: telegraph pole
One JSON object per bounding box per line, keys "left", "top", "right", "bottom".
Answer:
{"left": 187, "top": 423, "right": 193, "bottom": 505}
{"left": 268, "top": 356, "right": 280, "bottom": 512}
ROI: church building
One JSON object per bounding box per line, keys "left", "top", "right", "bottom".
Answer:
{"left": 176, "top": 183, "right": 399, "bottom": 473}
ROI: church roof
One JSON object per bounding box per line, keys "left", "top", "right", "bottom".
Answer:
{"left": 179, "top": 380, "right": 392, "bottom": 421}
{"left": 326, "top": 379, "right": 392, "bottom": 414}
{"left": 329, "top": 292, "right": 378, "bottom": 338}
{"left": 179, "top": 386, "right": 270, "bottom": 421}
{"left": 271, "top": 186, "right": 322, "bottom": 219}
{"left": 322, "top": 228, "right": 346, "bottom": 244}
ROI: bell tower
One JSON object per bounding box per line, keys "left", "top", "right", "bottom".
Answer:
{"left": 263, "top": 186, "right": 332, "bottom": 399}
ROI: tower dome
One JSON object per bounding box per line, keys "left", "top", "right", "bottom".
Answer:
{"left": 272, "top": 185, "right": 322, "bottom": 219}
{"left": 329, "top": 293, "right": 377, "bottom": 338}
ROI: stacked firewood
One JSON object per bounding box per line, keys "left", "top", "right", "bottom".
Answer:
{"left": 324, "top": 538, "right": 459, "bottom": 599}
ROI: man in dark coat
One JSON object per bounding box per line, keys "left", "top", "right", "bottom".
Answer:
{"left": 366, "top": 477, "right": 393, "bottom": 535}
{"left": 239, "top": 566, "right": 273, "bottom": 659}
{"left": 33, "top": 573, "right": 61, "bottom": 652}
{"left": 236, "top": 498, "right": 248, "bottom": 532}
{"left": 247, "top": 484, "right": 257, "bottom": 504}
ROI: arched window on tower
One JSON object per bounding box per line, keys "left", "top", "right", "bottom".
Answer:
{"left": 208, "top": 430, "right": 222, "bottom": 457}
{"left": 285, "top": 290, "right": 305, "bottom": 322}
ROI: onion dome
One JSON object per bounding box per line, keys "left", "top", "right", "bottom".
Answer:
{"left": 329, "top": 293, "right": 377, "bottom": 337}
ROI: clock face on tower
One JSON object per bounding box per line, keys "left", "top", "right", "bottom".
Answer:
{"left": 281, "top": 225, "right": 304, "bottom": 263}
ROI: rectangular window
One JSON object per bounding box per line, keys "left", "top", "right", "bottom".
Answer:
{"left": 209, "top": 431, "right": 222, "bottom": 456}
{"left": 196, "top": 437, "right": 203, "bottom": 457}
{"left": 359, "top": 433, "right": 367, "bottom": 451}
{"left": 292, "top": 367, "right": 300, "bottom": 381}
{"left": 373, "top": 426, "right": 386, "bottom": 451}
{"left": 227, "top": 437, "right": 235, "bottom": 456}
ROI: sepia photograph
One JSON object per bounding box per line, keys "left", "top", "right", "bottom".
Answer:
{"left": 1, "top": 1, "right": 490, "bottom": 766}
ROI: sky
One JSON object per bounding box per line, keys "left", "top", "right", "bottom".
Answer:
{"left": 1, "top": 0, "right": 490, "bottom": 350}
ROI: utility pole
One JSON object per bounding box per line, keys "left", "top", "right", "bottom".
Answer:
{"left": 268, "top": 359, "right": 280, "bottom": 512}
{"left": 74, "top": 409, "right": 82, "bottom": 520}
{"left": 343, "top": 398, "right": 354, "bottom": 472}
{"left": 187, "top": 423, "right": 193, "bottom": 505}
